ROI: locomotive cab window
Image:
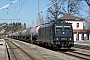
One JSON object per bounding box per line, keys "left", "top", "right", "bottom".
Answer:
{"left": 63, "top": 26, "right": 71, "bottom": 30}
{"left": 56, "top": 28, "right": 62, "bottom": 32}
{"left": 56, "top": 26, "right": 62, "bottom": 32}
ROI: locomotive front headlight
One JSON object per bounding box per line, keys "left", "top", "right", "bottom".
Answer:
{"left": 69, "top": 38, "right": 72, "bottom": 40}
{"left": 56, "top": 38, "right": 59, "bottom": 40}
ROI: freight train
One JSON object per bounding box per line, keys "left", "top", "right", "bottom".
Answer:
{"left": 7, "top": 20, "right": 74, "bottom": 49}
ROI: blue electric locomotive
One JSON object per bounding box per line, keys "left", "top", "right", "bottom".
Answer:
{"left": 38, "top": 21, "right": 74, "bottom": 49}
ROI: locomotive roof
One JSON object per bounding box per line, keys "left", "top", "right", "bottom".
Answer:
{"left": 40, "top": 22, "right": 72, "bottom": 28}
{"left": 40, "top": 23, "right": 50, "bottom": 28}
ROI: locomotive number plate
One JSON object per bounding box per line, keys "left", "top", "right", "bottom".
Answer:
{"left": 61, "top": 38, "right": 67, "bottom": 40}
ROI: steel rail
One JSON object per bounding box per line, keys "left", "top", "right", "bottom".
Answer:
{"left": 6, "top": 40, "right": 20, "bottom": 60}
{"left": 7, "top": 39, "right": 36, "bottom": 60}
{"left": 74, "top": 44, "right": 90, "bottom": 50}
{"left": 58, "top": 49, "right": 90, "bottom": 60}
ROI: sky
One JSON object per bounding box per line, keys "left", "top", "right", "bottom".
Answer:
{"left": 0, "top": 0, "right": 89, "bottom": 27}
{"left": 0, "top": 0, "right": 49, "bottom": 27}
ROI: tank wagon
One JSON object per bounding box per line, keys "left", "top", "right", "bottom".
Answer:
{"left": 12, "top": 32, "right": 21, "bottom": 39}
{"left": 26, "top": 25, "right": 42, "bottom": 43}
{"left": 20, "top": 30, "right": 27, "bottom": 41}
{"left": 38, "top": 21, "right": 74, "bottom": 49}
{"left": 7, "top": 34, "right": 12, "bottom": 38}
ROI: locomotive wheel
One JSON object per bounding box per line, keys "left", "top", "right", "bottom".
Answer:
{"left": 49, "top": 43, "right": 53, "bottom": 50}
{"left": 45, "top": 42, "right": 48, "bottom": 47}
{"left": 31, "top": 40, "right": 33, "bottom": 44}
{"left": 52, "top": 45, "right": 58, "bottom": 50}
{"left": 36, "top": 41, "right": 40, "bottom": 45}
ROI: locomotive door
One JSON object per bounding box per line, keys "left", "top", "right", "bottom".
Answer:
{"left": 50, "top": 26, "right": 54, "bottom": 44}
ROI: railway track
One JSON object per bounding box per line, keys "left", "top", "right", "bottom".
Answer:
{"left": 65, "top": 51, "right": 90, "bottom": 60}
{"left": 6, "top": 40, "right": 38, "bottom": 60}
{"left": 74, "top": 44, "right": 90, "bottom": 50}
{"left": 14, "top": 39, "right": 90, "bottom": 60}
{"left": 5, "top": 38, "right": 90, "bottom": 60}
{"left": 5, "top": 39, "right": 49, "bottom": 60}
{"left": 58, "top": 49, "right": 90, "bottom": 60}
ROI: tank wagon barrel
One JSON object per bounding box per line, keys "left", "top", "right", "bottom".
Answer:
{"left": 20, "top": 30, "right": 27, "bottom": 41}
{"left": 26, "top": 25, "right": 42, "bottom": 43}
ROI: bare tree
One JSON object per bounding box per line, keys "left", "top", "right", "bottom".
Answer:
{"left": 85, "top": 8, "right": 90, "bottom": 29}
{"left": 85, "top": 0, "right": 90, "bottom": 7}
{"left": 37, "top": 14, "right": 44, "bottom": 25}
{"left": 46, "top": 0, "right": 63, "bottom": 21}
{"left": 46, "top": 0, "right": 84, "bottom": 22}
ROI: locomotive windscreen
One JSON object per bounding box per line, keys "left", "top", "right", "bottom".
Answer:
{"left": 56, "top": 26, "right": 71, "bottom": 32}
{"left": 63, "top": 26, "right": 71, "bottom": 30}
{"left": 56, "top": 26, "right": 62, "bottom": 33}
{"left": 55, "top": 24, "right": 73, "bottom": 38}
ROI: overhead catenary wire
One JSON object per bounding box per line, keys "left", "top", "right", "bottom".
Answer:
{"left": 0, "top": 0, "right": 26, "bottom": 24}
{"left": 39, "top": 0, "right": 59, "bottom": 14}
{"left": 5, "top": 8, "right": 27, "bottom": 12}
{"left": 14, "top": 0, "right": 26, "bottom": 18}
{"left": 0, "top": 0, "right": 19, "bottom": 10}
{"left": 0, "top": 0, "right": 20, "bottom": 23}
